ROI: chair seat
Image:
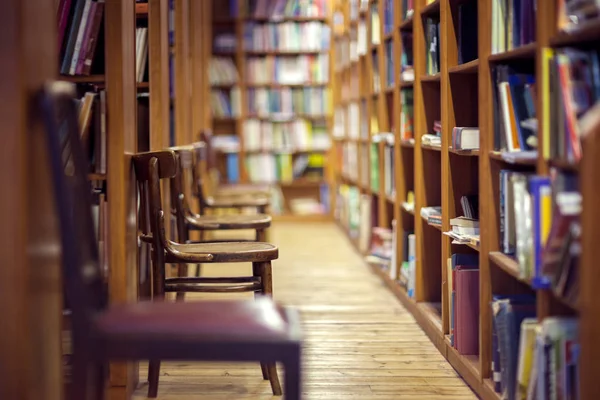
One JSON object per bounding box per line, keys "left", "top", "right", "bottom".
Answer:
{"left": 167, "top": 241, "right": 278, "bottom": 263}
{"left": 93, "top": 297, "right": 301, "bottom": 358}
{"left": 187, "top": 213, "right": 271, "bottom": 230}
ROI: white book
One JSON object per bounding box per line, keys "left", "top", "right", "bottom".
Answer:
{"left": 69, "top": 0, "right": 93, "bottom": 75}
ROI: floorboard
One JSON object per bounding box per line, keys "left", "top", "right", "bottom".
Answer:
{"left": 132, "top": 222, "right": 477, "bottom": 399}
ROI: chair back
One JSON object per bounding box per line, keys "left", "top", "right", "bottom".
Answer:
{"left": 38, "top": 82, "right": 107, "bottom": 351}
{"left": 167, "top": 146, "right": 195, "bottom": 244}
{"left": 132, "top": 150, "right": 178, "bottom": 296}
{"left": 198, "top": 130, "right": 222, "bottom": 195}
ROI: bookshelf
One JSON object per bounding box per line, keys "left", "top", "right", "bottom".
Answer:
{"left": 209, "top": 0, "right": 334, "bottom": 219}
{"left": 334, "top": 0, "right": 599, "bottom": 398}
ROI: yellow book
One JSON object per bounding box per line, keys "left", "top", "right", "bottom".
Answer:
{"left": 516, "top": 319, "right": 538, "bottom": 400}
{"left": 541, "top": 48, "right": 554, "bottom": 160}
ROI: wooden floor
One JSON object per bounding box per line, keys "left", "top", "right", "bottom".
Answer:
{"left": 133, "top": 222, "right": 477, "bottom": 399}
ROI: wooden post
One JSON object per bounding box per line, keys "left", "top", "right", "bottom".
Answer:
{"left": 0, "top": 0, "right": 62, "bottom": 399}
{"left": 174, "top": 0, "right": 191, "bottom": 145}
{"left": 104, "top": 0, "right": 138, "bottom": 397}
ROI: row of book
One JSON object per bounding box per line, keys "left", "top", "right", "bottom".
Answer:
{"left": 246, "top": 54, "right": 330, "bottom": 85}
{"left": 247, "top": 87, "right": 331, "bottom": 117}
{"left": 401, "top": 0, "right": 414, "bottom": 21}
{"left": 491, "top": 0, "right": 536, "bottom": 55}
{"left": 545, "top": 47, "right": 600, "bottom": 163}
{"left": 492, "top": 65, "right": 537, "bottom": 153}
{"left": 243, "top": 119, "right": 331, "bottom": 152}
{"left": 240, "top": 0, "right": 328, "bottom": 19}
{"left": 372, "top": 53, "right": 381, "bottom": 94}
{"left": 76, "top": 89, "right": 107, "bottom": 175}
{"left": 57, "top": 0, "right": 105, "bottom": 76}
{"left": 401, "top": 33, "right": 414, "bottom": 82}
{"left": 211, "top": 89, "right": 241, "bottom": 118}
{"left": 383, "top": 0, "right": 394, "bottom": 36}
{"left": 425, "top": 17, "right": 440, "bottom": 75}
{"left": 209, "top": 57, "right": 239, "bottom": 85}
{"left": 400, "top": 88, "right": 414, "bottom": 140}
{"left": 370, "top": 3, "right": 381, "bottom": 46}
{"left": 499, "top": 169, "right": 579, "bottom": 306}
{"left": 348, "top": 0, "right": 369, "bottom": 22}
{"left": 243, "top": 22, "right": 331, "bottom": 52}
{"left": 245, "top": 152, "right": 325, "bottom": 184}
{"left": 490, "top": 297, "right": 579, "bottom": 400}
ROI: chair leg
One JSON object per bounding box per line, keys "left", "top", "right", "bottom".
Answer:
{"left": 267, "top": 363, "right": 283, "bottom": 396}
{"left": 91, "top": 362, "right": 107, "bottom": 400}
{"left": 257, "top": 261, "right": 282, "bottom": 394}
{"left": 147, "top": 359, "right": 161, "bottom": 398}
{"left": 260, "top": 362, "right": 269, "bottom": 380}
{"left": 252, "top": 261, "right": 270, "bottom": 381}
{"left": 175, "top": 263, "right": 187, "bottom": 301}
{"left": 284, "top": 358, "right": 301, "bottom": 400}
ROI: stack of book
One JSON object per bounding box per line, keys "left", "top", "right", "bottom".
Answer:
{"left": 58, "top": 0, "right": 105, "bottom": 76}
{"left": 421, "top": 206, "right": 442, "bottom": 226}
{"left": 491, "top": 0, "right": 536, "bottom": 55}
{"left": 444, "top": 217, "right": 480, "bottom": 247}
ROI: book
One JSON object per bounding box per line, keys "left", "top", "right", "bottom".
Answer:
{"left": 452, "top": 127, "right": 480, "bottom": 150}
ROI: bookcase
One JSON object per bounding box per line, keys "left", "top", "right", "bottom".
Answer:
{"left": 208, "top": 0, "right": 335, "bottom": 219}
{"left": 333, "top": 0, "right": 600, "bottom": 398}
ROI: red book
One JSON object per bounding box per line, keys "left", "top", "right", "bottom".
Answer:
{"left": 57, "top": 0, "right": 73, "bottom": 52}
{"left": 455, "top": 268, "right": 480, "bottom": 355}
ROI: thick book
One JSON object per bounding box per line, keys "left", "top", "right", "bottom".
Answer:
{"left": 455, "top": 268, "right": 480, "bottom": 355}
{"left": 451, "top": 254, "right": 479, "bottom": 348}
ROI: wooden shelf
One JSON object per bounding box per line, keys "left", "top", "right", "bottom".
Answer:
{"left": 550, "top": 22, "right": 600, "bottom": 47}
{"left": 421, "top": 214, "right": 442, "bottom": 231}
{"left": 420, "top": 72, "right": 441, "bottom": 82}
{"left": 421, "top": 143, "right": 442, "bottom": 152}
{"left": 246, "top": 82, "right": 328, "bottom": 88}
{"left": 448, "top": 59, "right": 479, "bottom": 75}
{"left": 400, "top": 139, "right": 415, "bottom": 148}
{"left": 87, "top": 173, "right": 106, "bottom": 181}
{"left": 246, "top": 50, "right": 328, "bottom": 56}
{"left": 59, "top": 74, "right": 105, "bottom": 84}
{"left": 385, "top": 194, "right": 396, "bottom": 204}
{"left": 399, "top": 15, "right": 414, "bottom": 31}
{"left": 399, "top": 80, "right": 414, "bottom": 88}
{"left": 449, "top": 148, "right": 479, "bottom": 156}
{"left": 488, "top": 151, "right": 537, "bottom": 166}
{"left": 421, "top": 0, "right": 441, "bottom": 17}
{"left": 488, "top": 42, "right": 537, "bottom": 62}
{"left": 549, "top": 158, "right": 579, "bottom": 172}
{"left": 136, "top": 82, "right": 149, "bottom": 89}
{"left": 212, "top": 117, "right": 238, "bottom": 123}
{"left": 489, "top": 251, "right": 531, "bottom": 285}
{"left": 135, "top": 2, "right": 148, "bottom": 15}
{"left": 272, "top": 214, "right": 331, "bottom": 222}
{"left": 245, "top": 16, "right": 328, "bottom": 23}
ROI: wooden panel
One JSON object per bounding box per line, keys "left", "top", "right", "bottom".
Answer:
{"left": 0, "top": 0, "right": 62, "bottom": 399}
{"left": 104, "top": 0, "right": 138, "bottom": 393}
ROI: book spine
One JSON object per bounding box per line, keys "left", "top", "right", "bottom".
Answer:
{"left": 57, "top": 0, "right": 73, "bottom": 53}
{"left": 81, "top": 1, "right": 104, "bottom": 76}
{"left": 69, "top": 0, "right": 92, "bottom": 75}
{"left": 75, "top": 1, "right": 96, "bottom": 75}
{"left": 61, "top": 0, "right": 86, "bottom": 74}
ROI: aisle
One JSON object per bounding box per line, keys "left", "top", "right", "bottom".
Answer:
{"left": 134, "top": 222, "right": 477, "bottom": 399}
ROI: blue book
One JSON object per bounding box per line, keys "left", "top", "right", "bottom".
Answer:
{"left": 529, "top": 176, "right": 552, "bottom": 289}
{"left": 226, "top": 153, "right": 239, "bottom": 183}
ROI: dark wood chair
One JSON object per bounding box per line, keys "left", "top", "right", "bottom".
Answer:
{"left": 193, "top": 130, "right": 272, "bottom": 215}
{"left": 39, "top": 81, "right": 302, "bottom": 400}
{"left": 133, "top": 149, "right": 287, "bottom": 397}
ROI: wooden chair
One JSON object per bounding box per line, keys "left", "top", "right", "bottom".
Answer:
{"left": 133, "top": 149, "right": 285, "bottom": 397}
{"left": 193, "top": 130, "right": 272, "bottom": 215}
{"left": 39, "top": 81, "right": 302, "bottom": 400}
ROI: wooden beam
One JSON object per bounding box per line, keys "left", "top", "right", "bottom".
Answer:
{"left": 174, "top": 0, "right": 191, "bottom": 145}
{"left": 104, "top": 0, "right": 138, "bottom": 394}
{"left": 0, "top": 0, "right": 62, "bottom": 399}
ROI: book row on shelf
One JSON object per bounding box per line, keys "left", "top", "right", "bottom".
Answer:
{"left": 224, "top": 0, "right": 328, "bottom": 19}
{"left": 58, "top": 0, "right": 105, "bottom": 76}
{"left": 211, "top": 88, "right": 241, "bottom": 118}
{"left": 243, "top": 21, "right": 331, "bottom": 52}
{"left": 209, "top": 57, "right": 240, "bottom": 85}
{"left": 491, "top": 0, "right": 536, "bottom": 55}
{"left": 245, "top": 54, "right": 330, "bottom": 85}
{"left": 243, "top": 119, "right": 331, "bottom": 152}
{"left": 246, "top": 87, "right": 331, "bottom": 117}
{"left": 76, "top": 89, "right": 107, "bottom": 175}
{"left": 135, "top": 27, "right": 149, "bottom": 83}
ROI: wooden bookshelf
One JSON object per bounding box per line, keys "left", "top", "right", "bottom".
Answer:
{"left": 333, "top": 0, "right": 598, "bottom": 399}
{"left": 209, "top": 0, "right": 334, "bottom": 220}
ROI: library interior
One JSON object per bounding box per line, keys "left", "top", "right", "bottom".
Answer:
{"left": 4, "top": 0, "right": 600, "bottom": 399}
